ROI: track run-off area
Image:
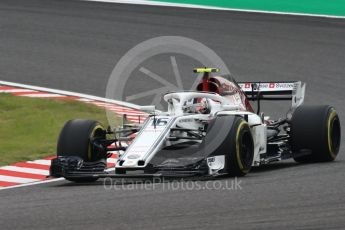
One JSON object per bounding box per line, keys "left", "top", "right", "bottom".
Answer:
{"left": 0, "top": 0, "right": 345, "bottom": 229}
{"left": 0, "top": 81, "right": 146, "bottom": 189}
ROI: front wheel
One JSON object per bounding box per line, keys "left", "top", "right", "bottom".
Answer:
{"left": 206, "top": 116, "right": 254, "bottom": 177}
{"left": 57, "top": 119, "right": 107, "bottom": 182}
{"left": 227, "top": 118, "right": 254, "bottom": 176}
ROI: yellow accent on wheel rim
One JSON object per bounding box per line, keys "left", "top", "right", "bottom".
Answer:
{"left": 327, "top": 110, "right": 337, "bottom": 159}
{"left": 236, "top": 121, "right": 247, "bottom": 172}
{"left": 88, "top": 125, "right": 104, "bottom": 160}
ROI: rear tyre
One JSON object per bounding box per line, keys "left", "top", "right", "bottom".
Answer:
{"left": 57, "top": 119, "right": 106, "bottom": 182}
{"left": 291, "top": 105, "right": 341, "bottom": 163}
{"left": 227, "top": 117, "right": 254, "bottom": 176}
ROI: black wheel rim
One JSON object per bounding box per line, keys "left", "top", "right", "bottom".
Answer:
{"left": 239, "top": 130, "right": 254, "bottom": 168}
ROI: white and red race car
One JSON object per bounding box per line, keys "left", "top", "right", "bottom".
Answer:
{"left": 50, "top": 68, "right": 341, "bottom": 182}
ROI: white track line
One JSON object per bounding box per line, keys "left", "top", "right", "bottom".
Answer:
{"left": 0, "top": 89, "right": 37, "bottom": 93}
{"left": 0, "top": 175, "right": 39, "bottom": 183}
{"left": 0, "top": 166, "right": 49, "bottom": 175}
{"left": 0, "top": 178, "right": 65, "bottom": 191}
{"left": 76, "top": 98, "right": 94, "bottom": 102}
{"left": 83, "top": 0, "right": 345, "bottom": 19}
{"left": 0, "top": 80, "right": 142, "bottom": 110}
{"left": 20, "top": 93, "right": 66, "bottom": 98}
{"left": 27, "top": 160, "right": 52, "bottom": 166}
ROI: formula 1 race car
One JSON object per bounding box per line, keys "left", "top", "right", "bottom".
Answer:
{"left": 50, "top": 68, "right": 341, "bottom": 182}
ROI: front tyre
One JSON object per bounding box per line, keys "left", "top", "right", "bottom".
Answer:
{"left": 57, "top": 119, "right": 106, "bottom": 182}
{"left": 227, "top": 118, "right": 254, "bottom": 176}
{"left": 291, "top": 105, "right": 341, "bottom": 163}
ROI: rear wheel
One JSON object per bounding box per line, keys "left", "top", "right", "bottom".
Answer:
{"left": 291, "top": 105, "right": 341, "bottom": 163}
{"left": 57, "top": 119, "right": 106, "bottom": 182}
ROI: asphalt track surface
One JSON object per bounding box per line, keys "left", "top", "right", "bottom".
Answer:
{"left": 1, "top": 0, "right": 345, "bottom": 229}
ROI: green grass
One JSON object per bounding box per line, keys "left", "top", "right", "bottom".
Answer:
{"left": 0, "top": 94, "right": 118, "bottom": 166}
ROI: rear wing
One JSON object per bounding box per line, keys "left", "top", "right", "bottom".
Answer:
{"left": 237, "top": 81, "right": 306, "bottom": 114}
